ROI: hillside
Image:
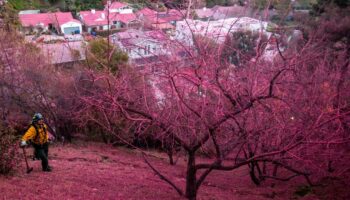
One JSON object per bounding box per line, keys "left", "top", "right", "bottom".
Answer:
{"left": 1, "top": 143, "right": 349, "bottom": 199}
{"left": 8, "top": 0, "right": 50, "bottom": 10}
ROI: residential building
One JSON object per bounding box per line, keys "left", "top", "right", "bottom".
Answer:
{"left": 105, "top": 1, "right": 133, "bottom": 14}
{"left": 39, "top": 41, "right": 86, "bottom": 66}
{"left": 110, "top": 29, "right": 172, "bottom": 66}
{"left": 136, "top": 8, "right": 183, "bottom": 31}
{"left": 79, "top": 1, "right": 141, "bottom": 34}
{"left": 173, "top": 17, "right": 270, "bottom": 46}
{"left": 194, "top": 5, "right": 252, "bottom": 21}
{"left": 211, "top": 5, "right": 251, "bottom": 20}
{"left": 19, "top": 12, "right": 82, "bottom": 35}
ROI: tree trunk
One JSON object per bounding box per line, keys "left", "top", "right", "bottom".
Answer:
{"left": 249, "top": 162, "right": 261, "bottom": 186}
{"left": 167, "top": 150, "right": 174, "bottom": 165}
{"left": 185, "top": 151, "right": 197, "bottom": 200}
{"left": 273, "top": 164, "right": 279, "bottom": 177}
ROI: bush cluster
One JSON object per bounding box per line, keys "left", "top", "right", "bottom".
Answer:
{"left": 0, "top": 123, "right": 19, "bottom": 175}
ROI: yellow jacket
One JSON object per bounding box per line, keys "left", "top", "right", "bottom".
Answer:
{"left": 22, "top": 124, "right": 49, "bottom": 145}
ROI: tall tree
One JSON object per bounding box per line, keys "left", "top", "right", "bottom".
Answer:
{"left": 86, "top": 38, "right": 128, "bottom": 75}
{"left": 76, "top": 14, "right": 350, "bottom": 199}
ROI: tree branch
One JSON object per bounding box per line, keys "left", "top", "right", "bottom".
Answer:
{"left": 142, "top": 152, "right": 184, "bottom": 196}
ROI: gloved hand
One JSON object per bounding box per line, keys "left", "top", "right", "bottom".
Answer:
{"left": 20, "top": 140, "right": 27, "bottom": 147}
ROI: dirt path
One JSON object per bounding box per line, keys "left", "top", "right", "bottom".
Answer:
{"left": 0, "top": 143, "right": 346, "bottom": 200}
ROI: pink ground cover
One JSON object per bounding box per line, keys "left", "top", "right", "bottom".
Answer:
{"left": 0, "top": 143, "right": 348, "bottom": 199}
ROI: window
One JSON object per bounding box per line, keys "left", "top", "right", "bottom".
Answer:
{"left": 144, "top": 45, "right": 151, "bottom": 55}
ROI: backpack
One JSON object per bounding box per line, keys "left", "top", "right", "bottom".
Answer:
{"left": 28, "top": 123, "right": 47, "bottom": 144}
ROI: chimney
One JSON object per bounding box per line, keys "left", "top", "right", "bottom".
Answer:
{"left": 101, "top": 13, "right": 105, "bottom": 19}
{"left": 91, "top": 9, "right": 95, "bottom": 14}
{"left": 203, "top": 7, "right": 207, "bottom": 11}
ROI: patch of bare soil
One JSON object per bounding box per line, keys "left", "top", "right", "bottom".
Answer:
{"left": 0, "top": 143, "right": 349, "bottom": 200}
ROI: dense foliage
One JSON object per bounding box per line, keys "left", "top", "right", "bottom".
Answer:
{"left": 312, "top": 0, "right": 349, "bottom": 14}
{"left": 0, "top": 2, "right": 20, "bottom": 31}
{"left": 222, "top": 30, "right": 267, "bottom": 67}
{"left": 0, "top": 123, "right": 19, "bottom": 175}
{"left": 87, "top": 38, "right": 128, "bottom": 75}
{"left": 206, "top": 0, "right": 233, "bottom": 8}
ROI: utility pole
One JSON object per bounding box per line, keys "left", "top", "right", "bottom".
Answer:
{"left": 107, "top": 0, "right": 111, "bottom": 69}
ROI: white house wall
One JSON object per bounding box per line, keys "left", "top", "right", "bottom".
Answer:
{"left": 110, "top": 7, "right": 133, "bottom": 14}
{"left": 60, "top": 21, "right": 82, "bottom": 34}
{"left": 118, "top": 40, "right": 168, "bottom": 60}
{"left": 23, "top": 26, "right": 49, "bottom": 35}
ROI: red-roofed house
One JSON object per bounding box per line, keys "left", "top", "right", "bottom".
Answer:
{"left": 136, "top": 8, "right": 183, "bottom": 30}
{"left": 78, "top": 9, "right": 141, "bottom": 33}
{"left": 19, "top": 12, "right": 82, "bottom": 35}
{"left": 105, "top": 1, "right": 133, "bottom": 14}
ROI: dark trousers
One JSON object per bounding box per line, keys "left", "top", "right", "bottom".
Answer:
{"left": 33, "top": 143, "right": 49, "bottom": 170}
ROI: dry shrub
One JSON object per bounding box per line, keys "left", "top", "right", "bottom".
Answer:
{"left": 0, "top": 123, "right": 19, "bottom": 175}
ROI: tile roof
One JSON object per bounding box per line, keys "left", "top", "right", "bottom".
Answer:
{"left": 79, "top": 11, "right": 137, "bottom": 26}
{"left": 19, "top": 12, "right": 80, "bottom": 27}
{"left": 79, "top": 10, "right": 108, "bottom": 26}
{"left": 39, "top": 41, "right": 86, "bottom": 64}
{"left": 137, "top": 8, "right": 183, "bottom": 24}
{"left": 157, "top": 9, "right": 183, "bottom": 22}
{"left": 137, "top": 8, "right": 157, "bottom": 17}
{"left": 111, "top": 29, "right": 167, "bottom": 48}
{"left": 20, "top": 13, "right": 51, "bottom": 27}
{"left": 133, "top": 55, "right": 169, "bottom": 65}
{"left": 116, "top": 13, "right": 137, "bottom": 24}
{"left": 108, "top": 2, "right": 128, "bottom": 10}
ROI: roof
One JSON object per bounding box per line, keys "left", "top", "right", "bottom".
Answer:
{"left": 79, "top": 10, "right": 108, "bottom": 26}
{"left": 157, "top": 9, "right": 183, "bottom": 22}
{"left": 20, "top": 13, "right": 51, "bottom": 27}
{"left": 133, "top": 55, "right": 169, "bottom": 66}
{"left": 39, "top": 41, "right": 86, "bottom": 64}
{"left": 211, "top": 5, "right": 250, "bottom": 19}
{"left": 108, "top": 2, "right": 128, "bottom": 10}
{"left": 137, "top": 8, "right": 183, "bottom": 24}
{"left": 111, "top": 29, "right": 167, "bottom": 48}
{"left": 151, "top": 23, "right": 174, "bottom": 30}
{"left": 137, "top": 8, "right": 157, "bottom": 17}
{"left": 195, "top": 7, "right": 214, "bottom": 19}
{"left": 144, "top": 30, "right": 168, "bottom": 40}
{"left": 79, "top": 11, "right": 137, "bottom": 26}
{"left": 113, "top": 29, "right": 141, "bottom": 40}
{"left": 116, "top": 13, "right": 137, "bottom": 24}
{"left": 55, "top": 12, "right": 81, "bottom": 25}
{"left": 19, "top": 12, "right": 80, "bottom": 27}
